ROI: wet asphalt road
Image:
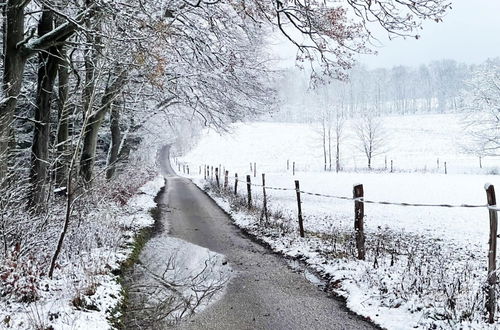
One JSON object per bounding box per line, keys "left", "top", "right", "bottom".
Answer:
{"left": 158, "top": 146, "right": 377, "bottom": 330}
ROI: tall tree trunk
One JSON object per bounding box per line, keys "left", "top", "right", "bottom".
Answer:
{"left": 335, "top": 135, "right": 340, "bottom": 173}
{"left": 0, "top": 0, "right": 28, "bottom": 179}
{"left": 327, "top": 126, "right": 332, "bottom": 171}
{"left": 55, "top": 47, "right": 70, "bottom": 187}
{"left": 28, "top": 10, "right": 61, "bottom": 208}
{"left": 322, "top": 119, "right": 326, "bottom": 171}
{"left": 82, "top": 42, "right": 96, "bottom": 118}
{"left": 106, "top": 102, "right": 121, "bottom": 179}
{"left": 80, "top": 69, "right": 127, "bottom": 182}
{"left": 82, "top": 3, "right": 100, "bottom": 119}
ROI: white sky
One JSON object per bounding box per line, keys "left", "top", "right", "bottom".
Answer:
{"left": 359, "top": 0, "right": 500, "bottom": 68}
{"left": 269, "top": 0, "right": 500, "bottom": 69}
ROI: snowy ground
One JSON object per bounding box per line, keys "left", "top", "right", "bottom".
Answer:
{"left": 0, "top": 176, "right": 164, "bottom": 330}
{"left": 183, "top": 113, "right": 500, "bottom": 174}
{"left": 178, "top": 113, "right": 500, "bottom": 329}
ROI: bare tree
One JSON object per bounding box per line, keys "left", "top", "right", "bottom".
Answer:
{"left": 333, "top": 109, "right": 346, "bottom": 172}
{"left": 354, "top": 113, "right": 387, "bottom": 169}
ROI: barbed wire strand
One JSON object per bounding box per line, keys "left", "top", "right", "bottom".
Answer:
{"left": 202, "top": 176, "right": 494, "bottom": 210}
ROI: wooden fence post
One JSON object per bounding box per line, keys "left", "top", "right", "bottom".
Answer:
{"left": 437, "top": 158, "right": 440, "bottom": 169}
{"left": 204, "top": 165, "right": 207, "bottom": 180}
{"left": 250, "top": 162, "right": 252, "bottom": 172}
{"left": 444, "top": 161, "right": 447, "bottom": 174}
{"left": 215, "top": 168, "right": 220, "bottom": 187}
{"left": 187, "top": 166, "right": 189, "bottom": 175}
{"left": 211, "top": 166, "right": 213, "bottom": 179}
{"left": 390, "top": 160, "right": 393, "bottom": 173}
{"left": 486, "top": 184, "right": 498, "bottom": 324}
{"left": 178, "top": 164, "right": 181, "bottom": 172}
{"left": 234, "top": 173, "right": 238, "bottom": 195}
{"left": 261, "top": 174, "right": 268, "bottom": 222}
{"left": 353, "top": 184, "right": 365, "bottom": 260}
{"left": 224, "top": 170, "right": 228, "bottom": 189}
{"left": 254, "top": 162, "right": 256, "bottom": 177}
{"left": 293, "top": 162, "right": 295, "bottom": 176}
{"left": 384, "top": 156, "right": 387, "bottom": 170}
{"left": 287, "top": 159, "right": 290, "bottom": 171}
{"left": 480, "top": 156, "right": 483, "bottom": 169}
{"left": 246, "top": 175, "right": 252, "bottom": 209}
{"left": 295, "top": 180, "right": 305, "bottom": 238}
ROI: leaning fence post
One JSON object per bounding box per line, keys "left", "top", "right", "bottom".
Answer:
{"left": 224, "top": 170, "right": 228, "bottom": 189}
{"left": 246, "top": 175, "right": 252, "bottom": 209}
{"left": 295, "top": 180, "right": 305, "bottom": 238}
{"left": 234, "top": 173, "right": 238, "bottom": 195}
{"left": 353, "top": 184, "right": 365, "bottom": 260}
{"left": 485, "top": 184, "right": 498, "bottom": 324}
{"left": 215, "top": 168, "right": 220, "bottom": 187}
{"left": 262, "top": 174, "right": 269, "bottom": 222}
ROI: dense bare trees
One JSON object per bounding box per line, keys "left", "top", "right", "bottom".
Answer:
{"left": 271, "top": 57, "right": 500, "bottom": 124}
{"left": 0, "top": 0, "right": 452, "bottom": 194}
{"left": 462, "top": 65, "right": 500, "bottom": 156}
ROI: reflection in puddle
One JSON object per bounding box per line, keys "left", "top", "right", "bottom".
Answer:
{"left": 285, "top": 259, "right": 325, "bottom": 288}
{"left": 124, "top": 237, "right": 232, "bottom": 329}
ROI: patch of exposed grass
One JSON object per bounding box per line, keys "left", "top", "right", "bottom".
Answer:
{"left": 109, "top": 207, "right": 158, "bottom": 329}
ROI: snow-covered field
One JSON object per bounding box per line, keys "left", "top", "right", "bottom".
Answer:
{"left": 178, "top": 113, "right": 500, "bottom": 329}
{"left": 183, "top": 113, "right": 500, "bottom": 174}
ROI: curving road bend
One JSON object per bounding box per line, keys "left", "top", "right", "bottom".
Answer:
{"left": 156, "top": 145, "right": 377, "bottom": 330}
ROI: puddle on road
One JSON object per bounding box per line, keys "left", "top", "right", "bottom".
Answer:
{"left": 123, "top": 236, "right": 232, "bottom": 329}
{"left": 285, "top": 259, "right": 326, "bottom": 289}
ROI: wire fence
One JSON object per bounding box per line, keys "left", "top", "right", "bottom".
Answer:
{"left": 223, "top": 171, "right": 493, "bottom": 210}
{"left": 177, "top": 162, "right": 499, "bottom": 211}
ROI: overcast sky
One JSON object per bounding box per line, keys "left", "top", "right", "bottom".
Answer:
{"left": 269, "top": 0, "right": 500, "bottom": 70}
{"left": 358, "top": 0, "right": 500, "bottom": 68}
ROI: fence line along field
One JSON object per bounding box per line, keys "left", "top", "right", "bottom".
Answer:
{"left": 176, "top": 113, "right": 500, "bottom": 329}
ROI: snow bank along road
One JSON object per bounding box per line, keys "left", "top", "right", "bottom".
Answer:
{"left": 158, "top": 146, "right": 377, "bottom": 329}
